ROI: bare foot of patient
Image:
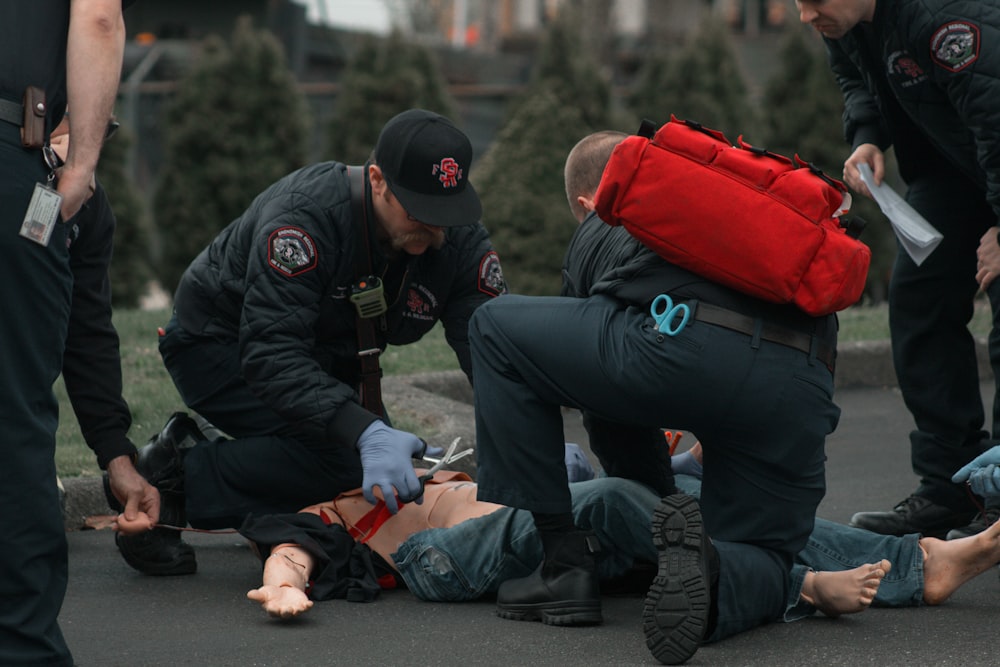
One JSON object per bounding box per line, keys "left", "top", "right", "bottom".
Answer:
{"left": 247, "top": 585, "right": 314, "bottom": 619}
{"left": 922, "top": 516, "right": 1000, "bottom": 605}
{"left": 800, "top": 559, "right": 891, "bottom": 617}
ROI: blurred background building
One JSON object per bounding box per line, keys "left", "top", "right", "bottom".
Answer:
{"left": 118, "top": 0, "right": 805, "bottom": 190}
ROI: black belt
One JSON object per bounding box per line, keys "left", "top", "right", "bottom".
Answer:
{"left": 0, "top": 97, "right": 22, "bottom": 127}
{"left": 693, "top": 302, "right": 836, "bottom": 368}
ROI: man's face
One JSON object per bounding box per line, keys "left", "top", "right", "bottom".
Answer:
{"left": 369, "top": 166, "right": 446, "bottom": 256}
{"left": 795, "top": 0, "right": 874, "bottom": 39}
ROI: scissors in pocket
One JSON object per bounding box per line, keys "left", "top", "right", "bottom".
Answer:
{"left": 650, "top": 294, "right": 691, "bottom": 336}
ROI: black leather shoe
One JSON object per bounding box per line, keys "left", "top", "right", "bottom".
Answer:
{"left": 115, "top": 528, "right": 196, "bottom": 576}
{"left": 112, "top": 412, "right": 206, "bottom": 576}
{"left": 115, "top": 469, "right": 197, "bottom": 575}
{"left": 191, "top": 412, "right": 228, "bottom": 443}
{"left": 643, "top": 495, "right": 712, "bottom": 666}
{"left": 496, "top": 530, "right": 602, "bottom": 626}
{"left": 135, "top": 411, "right": 206, "bottom": 494}
{"left": 103, "top": 411, "right": 207, "bottom": 513}
{"left": 849, "top": 495, "right": 976, "bottom": 538}
{"left": 946, "top": 507, "right": 1000, "bottom": 540}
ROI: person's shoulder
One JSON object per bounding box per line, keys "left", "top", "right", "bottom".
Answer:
{"left": 443, "top": 221, "right": 492, "bottom": 247}
{"left": 894, "top": 0, "right": 956, "bottom": 26}
{"left": 575, "top": 212, "right": 632, "bottom": 246}
{"left": 257, "top": 162, "right": 350, "bottom": 211}
{"left": 281, "top": 161, "right": 347, "bottom": 189}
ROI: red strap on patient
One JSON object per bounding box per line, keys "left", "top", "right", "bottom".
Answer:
{"left": 346, "top": 499, "right": 396, "bottom": 544}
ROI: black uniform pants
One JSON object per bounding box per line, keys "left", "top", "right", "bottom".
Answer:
{"left": 0, "top": 124, "right": 73, "bottom": 665}
{"left": 469, "top": 294, "right": 840, "bottom": 640}
{"left": 890, "top": 172, "right": 1000, "bottom": 510}
{"left": 158, "top": 315, "right": 364, "bottom": 529}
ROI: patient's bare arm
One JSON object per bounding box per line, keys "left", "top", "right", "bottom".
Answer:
{"left": 246, "top": 544, "right": 316, "bottom": 619}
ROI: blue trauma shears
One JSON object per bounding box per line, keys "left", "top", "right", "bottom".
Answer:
{"left": 650, "top": 294, "right": 691, "bottom": 336}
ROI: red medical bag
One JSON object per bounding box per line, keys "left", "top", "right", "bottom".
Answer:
{"left": 594, "top": 116, "right": 871, "bottom": 316}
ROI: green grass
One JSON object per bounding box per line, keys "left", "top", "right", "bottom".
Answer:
{"left": 54, "top": 308, "right": 460, "bottom": 478}
{"left": 55, "top": 299, "right": 993, "bottom": 478}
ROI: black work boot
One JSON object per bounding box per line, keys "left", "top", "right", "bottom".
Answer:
{"left": 114, "top": 489, "right": 195, "bottom": 576}
{"left": 643, "top": 495, "right": 716, "bottom": 665}
{"left": 496, "top": 529, "right": 603, "bottom": 626}
{"left": 946, "top": 506, "right": 1000, "bottom": 540}
{"left": 110, "top": 412, "right": 206, "bottom": 576}
{"left": 190, "top": 412, "right": 228, "bottom": 443}
{"left": 849, "top": 495, "right": 976, "bottom": 538}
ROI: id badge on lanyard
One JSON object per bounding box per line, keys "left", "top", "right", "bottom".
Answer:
{"left": 18, "top": 146, "right": 63, "bottom": 247}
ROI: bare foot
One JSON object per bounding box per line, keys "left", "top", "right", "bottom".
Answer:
{"left": 800, "top": 560, "right": 891, "bottom": 617}
{"left": 247, "top": 584, "right": 314, "bottom": 619}
{"left": 922, "top": 515, "right": 1000, "bottom": 605}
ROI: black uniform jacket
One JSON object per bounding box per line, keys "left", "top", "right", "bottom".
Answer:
{"left": 173, "top": 162, "right": 505, "bottom": 450}
{"left": 825, "top": 0, "right": 1000, "bottom": 215}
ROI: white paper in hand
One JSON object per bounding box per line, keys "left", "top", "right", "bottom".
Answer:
{"left": 857, "top": 163, "right": 942, "bottom": 265}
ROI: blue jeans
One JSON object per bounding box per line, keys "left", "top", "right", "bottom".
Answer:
{"left": 676, "top": 474, "right": 925, "bottom": 622}
{"left": 396, "top": 474, "right": 925, "bottom": 641}
{"left": 394, "top": 476, "right": 796, "bottom": 642}
{"left": 393, "top": 477, "right": 661, "bottom": 601}
{"left": 786, "top": 519, "right": 924, "bottom": 620}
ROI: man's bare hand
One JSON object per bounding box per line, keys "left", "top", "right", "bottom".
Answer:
{"left": 55, "top": 164, "right": 95, "bottom": 221}
{"left": 842, "top": 144, "right": 885, "bottom": 199}
{"left": 105, "top": 454, "right": 160, "bottom": 526}
{"left": 976, "top": 226, "right": 1000, "bottom": 290}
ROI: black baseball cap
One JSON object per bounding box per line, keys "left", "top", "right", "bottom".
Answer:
{"left": 374, "top": 109, "right": 482, "bottom": 228}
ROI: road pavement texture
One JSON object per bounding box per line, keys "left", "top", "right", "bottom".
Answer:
{"left": 60, "top": 339, "right": 998, "bottom": 666}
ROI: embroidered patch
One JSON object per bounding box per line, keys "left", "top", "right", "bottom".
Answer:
{"left": 886, "top": 50, "right": 927, "bottom": 88}
{"left": 930, "top": 21, "right": 979, "bottom": 72}
{"left": 432, "top": 157, "right": 463, "bottom": 189}
{"left": 268, "top": 227, "right": 317, "bottom": 277}
{"left": 477, "top": 251, "right": 507, "bottom": 297}
{"left": 404, "top": 284, "right": 438, "bottom": 321}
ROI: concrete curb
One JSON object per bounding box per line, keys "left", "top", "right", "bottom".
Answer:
{"left": 62, "top": 337, "right": 992, "bottom": 531}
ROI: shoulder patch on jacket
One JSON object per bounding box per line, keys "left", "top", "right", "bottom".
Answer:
{"left": 269, "top": 227, "right": 317, "bottom": 277}
{"left": 930, "top": 21, "right": 979, "bottom": 72}
{"left": 478, "top": 250, "right": 506, "bottom": 297}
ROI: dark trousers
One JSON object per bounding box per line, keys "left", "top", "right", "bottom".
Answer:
{"left": 469, "top": 294, "right": 840, "bottom": 639}
{"left": 0, "top": 125, "right": 73, "bottom": 665}
{"left": 158, "top": 315, "right": 363, "bottom": 529}
{"left": 891, "top": 172, "right": 1000, "bottom": 510}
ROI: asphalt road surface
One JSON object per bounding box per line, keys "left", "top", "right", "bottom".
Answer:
{"left": 61, "top": 382, "right": 999, "bottom": 666}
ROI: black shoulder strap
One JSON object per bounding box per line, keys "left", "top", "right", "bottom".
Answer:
{"left": 346, "top": 165, "right": 384, "bottom": 418}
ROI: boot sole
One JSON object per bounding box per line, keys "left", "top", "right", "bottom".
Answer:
{"left": 643, "top": 495, "right": 709, "bottom": 665}
{"left": 497, "top": 601, "right": 602, "bottom": 626}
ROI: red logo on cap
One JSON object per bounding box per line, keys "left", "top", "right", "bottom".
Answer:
{"left": 433, "top": 158, "right": 462, "bottom": 188}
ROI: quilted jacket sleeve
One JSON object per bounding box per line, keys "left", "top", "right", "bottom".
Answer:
{"left": 238, "top": 191, "right": 377, "bottom": 450}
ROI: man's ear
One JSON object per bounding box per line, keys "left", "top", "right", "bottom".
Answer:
{"left": 577, "top": 193, "right": 596, "bottom": 214}
{"left": 368, "top": 164, "right": 386, "bottom": 196}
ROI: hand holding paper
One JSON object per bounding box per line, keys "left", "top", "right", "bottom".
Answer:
{"left": 856, "top": 163, "right": 942, "bottom": 265}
